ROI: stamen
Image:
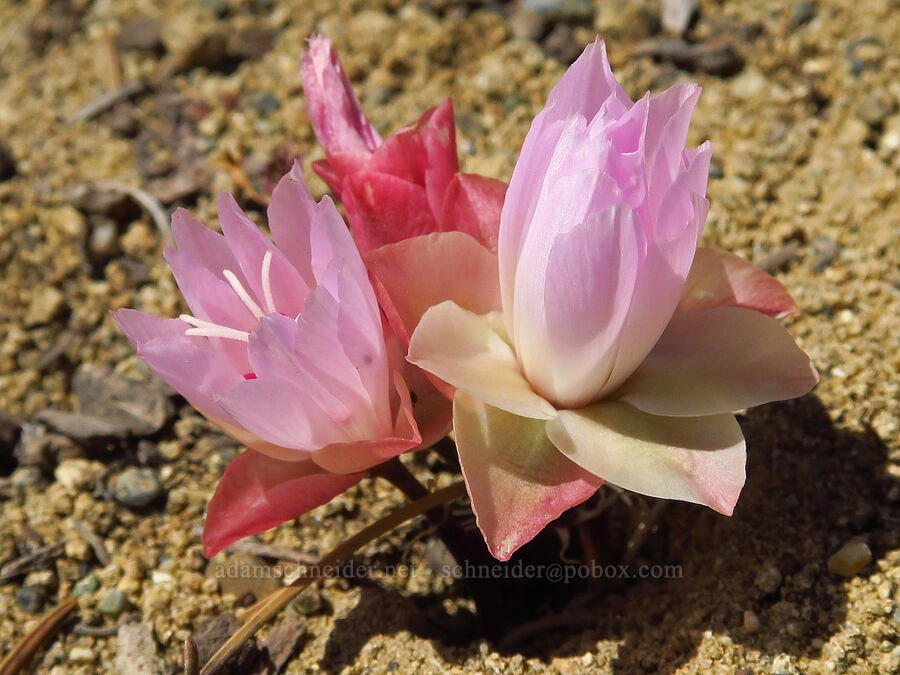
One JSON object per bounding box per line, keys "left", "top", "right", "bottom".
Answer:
{"left": 223, "top": 269, "right": 264, "bottom": 319}
{"left": 179, "top": 314, "right": 250, "bottom": 342}
{"left": 261, "top": 250, "right": 276, "bottom": 314}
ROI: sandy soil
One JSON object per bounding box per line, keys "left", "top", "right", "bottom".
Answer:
{"left": 0, "top": 0, "right": 898, "bottom": 673}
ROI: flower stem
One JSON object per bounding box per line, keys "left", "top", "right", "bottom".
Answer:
{"left": 197, "top": 481, "right": 467, "bottom": 675}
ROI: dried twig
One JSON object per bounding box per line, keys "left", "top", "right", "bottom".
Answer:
{"left": 69, "top": 518, "right": 111, "bottom": 566}
{"left": 0, "top": 541, "right": 65, "bottom": 582}
{"left": 227, "top": 540, "right": 318, "bottom": 566}
{"left": 183, "top": 637, "right": 199, "bottom": 675}
{"left": 96, "top": 180, "right": 171, "bottom": 241}
{"left": 67, "top": 80, "right": 146, "bottom": 123}
{"left": 72, "top": 614, "right": 135, "bottom": 637}
{"left": 0, "top": 598, "right": 78, "bottom": 675}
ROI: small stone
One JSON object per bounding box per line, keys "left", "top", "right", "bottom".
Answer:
{"left": 828, "top": 541, "right": 872, "bottom": 577}
{"left": 811, "top": 236, "right": 841, "bottom": 272}
{"left": 9, "top": 465, "right": 44, "bottom": 487}
{"left": 743, "top": 609, "right": 761, "bottom": 633}
{"left": 0, "top": 142, "right": 16, "bottom": 182}
{"left": 260, "top": 617, "right": 305, "bottom": 672}
{"left": 731, "top": 70, "right": 769, "bottom": 100}
{"left": 98, "top": 589, "right": 128, "bottom": 616}
{"left": 15, "top": 586, "right": 47, "bottom": 613}
{"left": 754, "top": 562, "right": 783, "bottom": 597}
{"left": 636, "top": 37, "right": 744, "bottom": 77}
{"left": 25, "top": 286, "right": 65, "bottom": 327}
{"left": 846, "top": 38, "right": 884, "bottom": 75}
{"left": 38, "top": 364, "right": 173, "bottom": 441}
{"left": 772, "top": 654, "right": 794, "bottom": 675}
{"left": 293, "top": 588, "right": 322, "bottom": 616}
{"left": 72, "top": 574, "right": 100, "bottom": 597}
{"left": 54, "top": 458, "right": 103, "bottom": 492}
{"left": 856, "top": 94, "right": 894, "bottom": 128}
{"left": 194, "top": 614, "right": 260, "bottom": 672}
{"left": 661, "top": 0, "right": 696, "bottom": 35}
{"left": 24, "top": 570, "right": 56, "bottom": 589}
{"left": 88, "top": 218, "right": 119, "bottom": 261}
{"left": 790, "top": 2, "right": 817, "bottom": 28}
{"left": 249, "top": 91, "right": 280, "bottom": 116}
{"left": 508, "top": 9, "right": 547, "bottom": 42}
{"left": 523, "top": 0, "right": 593, "bottom": 22}
{"left": 68, "top": 647, "right": 96, "bottom": 664}
{"left": 115, "top": 623, "right": 165, "bottom": 675}
{"left": 112, "top": 467, "right": 165, "bottom": 509}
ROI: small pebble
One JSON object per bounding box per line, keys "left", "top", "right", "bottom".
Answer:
{"left": 828, "top": 541, "right": 872, "bottom": 577}
{"left": 661, "top": 0, "right": 696, "bottom": 35}
{"left": 72, "top": 574, "right": 100, "bottom": 597}
{"left": 112, "top": 467, "right": 165, "bottom": 509}
{"left": 743, "top": 609, "right": 761, "bottom": 633}
{"left": 68, "top": 647, "right": 96, "bottom": 664}
{"left": 523, "top": 0, "right": 594, "bottom": 22}
{"left": 24, "top": 286, "right": 65, "bottom": 327}
{"left": 98, "top": 589, "right": 128, "bottom": 616}
{"left": 15, "top": 586, "right": 47, "bottom": 613}
{"left": 754, "top": 562, "right": 783, "bottom": 597}
{"left": 508, "top": 9, "right": 547, "bottom": 42}
{"left": 790, "top": 2, "right": 817, "bottom": 28}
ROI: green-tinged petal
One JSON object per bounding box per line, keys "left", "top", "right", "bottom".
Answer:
{"left": 453, "top": 391, "right": 604, "bottom": 561}
{"left": 408, "top": 301, "right": 556, "bottom": 420}
{"left": 616, "top": 306, "right": 819, "bottom": 417}
{"left": 546, "top": 402, "right": 745, "bottom": 515}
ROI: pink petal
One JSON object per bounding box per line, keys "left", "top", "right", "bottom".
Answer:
{"left": 453, "top": 391, "right": 603, "bottom": 561}
{"left": 299, "top": 34, "right": 382, "bottom": 156}
{"left": 365, "top": 231, "right": 501, "bottom": 346}
{"left": 341, "top": 172, "right": 436, "bottom": 253}
{"left": 369, "top": 99, "right": 459, "bottom": 218}
{"left": 512, "top": 204, "right": 642, "bottom": 409}
{"left": 644, "top": 82, "right": 702, "bottom": 209}
{"left": 203, "top": 451, "right": 364, "bottom": 557}
{"left": 438, "top": 173, "right": 506, "bottom": 253}
{"left": 546, "top": 402, "right": 746, "bottom": 516}
{"left": 677, "top": 247, "right": 798, "bottom": 318}
{"left": 216, "top": 192, "right": 308, "bottom": 318}
{"left": 541, "top": 38, "right": 632, "bottom": 124}
{"left": 408, "top": 301, "right": 556, "bottom": 420}
{"left": 615, "top": 306, "right": 819, "bottom": 417}
{"left": 217, "top": 376, "right": 337, "bottom": 451}
{"left": 311, "top": 371, "right": 420, "bottom": 474}
{"left": 599, "top": 192, "right": 710, "bottom": 397}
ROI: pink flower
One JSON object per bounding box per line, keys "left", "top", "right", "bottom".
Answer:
{"left": 405, "top": 40, "right": 819, "bottom": 560}
{"left": 300, "top": 34, "right": 506, "bottom": 253}
{"left": 115, "top": 163, "right": 444, "bottom": 556}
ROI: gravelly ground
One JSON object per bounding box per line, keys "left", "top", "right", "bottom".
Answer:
{"left": 0, "top": 0, "right": 898, "bottom": 673}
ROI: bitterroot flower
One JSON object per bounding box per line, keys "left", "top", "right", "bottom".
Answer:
{"left": 115, "top": 163, "right": 442, "bottom": 556}
{"left": 404, "top": 39, "right": 820, "bottom": 560}
{"left": 300, "top": 34, "right": 506, "bottom": 253}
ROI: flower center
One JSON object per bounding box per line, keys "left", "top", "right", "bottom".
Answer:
{"left": 181, "top": 250, "right": 275, "bottom": 342}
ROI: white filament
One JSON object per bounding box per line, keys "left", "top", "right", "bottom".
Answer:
{"left": 261, "top": 250, "right": 276, "bottom": 315}
{"left": 180, "top": 314, "right": 250, "bottom": 342}
{"left": 223, "top": 269, "right": 264, "bottom": 319}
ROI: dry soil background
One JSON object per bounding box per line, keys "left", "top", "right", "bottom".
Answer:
{"left": 0, "top": 0, "right": 898, "bottom": 673}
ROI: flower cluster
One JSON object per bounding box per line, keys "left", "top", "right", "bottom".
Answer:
{"left": 117, "top": 36, "right": 817, "bottom": 561}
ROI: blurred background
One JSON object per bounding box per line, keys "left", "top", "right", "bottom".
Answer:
{"left": 0, "top": 0, "right": 898, "bottom": 672}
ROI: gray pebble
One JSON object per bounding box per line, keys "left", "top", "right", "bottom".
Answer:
{"left": 112, "top": 467, "right": 165, "bottom": 508}
{"left": 790, "top": 2, "right": 817, "bottom": 28}
{"left": 15, "top": 585, "right": 47, "bottom": 613}
{"left": 72, "top": 574, "right": 100, "bottom": 597}
{"left": 661, "top": 0, "right": 696, "bottom": 35}
{"left": 523, "top": 0, "right": 593, "bottom": 22}
{"left": 98, "top": 589, "right": 128, "bottom": 616}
